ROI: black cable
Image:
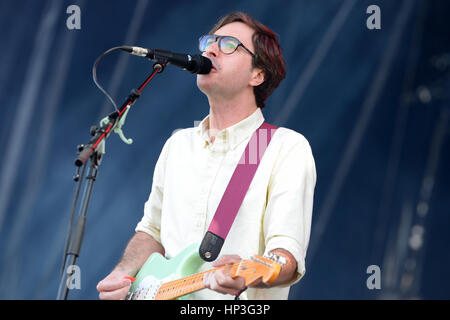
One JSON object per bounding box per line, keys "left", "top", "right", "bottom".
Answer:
{"left": 92, "top": 46, "right": 128, "bottom": 112}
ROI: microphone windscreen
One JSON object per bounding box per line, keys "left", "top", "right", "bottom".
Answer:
{"left": 192, "top": 55, "right": 212, "bottom": 74}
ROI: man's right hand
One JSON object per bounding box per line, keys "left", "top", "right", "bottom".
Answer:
{"left": 96, "top": 270, "right": 133, "bottom": 300}
{"left": 96, "top": 232, "right": 164, "bottom": 300}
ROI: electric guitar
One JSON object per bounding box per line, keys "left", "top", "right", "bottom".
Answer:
{"left": 126, "top": 242, "right": 283, "bottom": 300}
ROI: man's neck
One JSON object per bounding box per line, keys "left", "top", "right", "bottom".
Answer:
{"left": 209, "top": 104, "right": 258, "bottom": 142}
{"left": 207, "top": 94, "right": 258, "bottom": 143}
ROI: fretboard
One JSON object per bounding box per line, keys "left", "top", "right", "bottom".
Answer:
{"left": 154, "top": 263, "right": 238, "bottom": 300}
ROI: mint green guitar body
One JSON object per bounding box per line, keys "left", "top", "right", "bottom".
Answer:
{"left": 127, "top": 242, "right": 204, "bottom": 300}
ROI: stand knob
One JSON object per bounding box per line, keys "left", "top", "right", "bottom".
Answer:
{"left": 90, "top": 126, "right": 98, "bottom": 136}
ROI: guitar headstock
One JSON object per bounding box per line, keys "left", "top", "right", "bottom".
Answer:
{"left": 232, "top": 254, "right": 283, "bottom": 286}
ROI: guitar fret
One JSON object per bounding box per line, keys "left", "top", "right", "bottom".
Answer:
{"left": 155, "top": 272, "right": 207, "bottom": 300}
{"left": 134, "top": 255, "right": 279, "bottom": 300}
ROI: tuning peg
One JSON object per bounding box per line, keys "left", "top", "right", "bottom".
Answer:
{"left": 266, "top": 253, "right": 287, "bottom": 265}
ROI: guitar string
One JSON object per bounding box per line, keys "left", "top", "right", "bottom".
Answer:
{"left": 132, "top": 263, "right": 275, "bottom": 300}
{"left": 158, "top": 257, "right": 277, "bottom": 293}
{"left": 157, "top": 270, "right": 263, "bottom": 300}
{"left": 160, "top": 262, "right": 266, "bottom": 292}
{"left": 158, "top": 260, "right": 262, "bottom": 290}
{"left": 157, "top": 262, "right": 245, "bottom": 295}
{"left": 134, "top": 260, "right": 276, "bottom": 300}
{"left": 154, "top": 264, "right": 270, "bottom": 299}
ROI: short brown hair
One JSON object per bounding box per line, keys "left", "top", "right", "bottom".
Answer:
{"left": 209, "top": 12, "right": 286, "bottom": 109}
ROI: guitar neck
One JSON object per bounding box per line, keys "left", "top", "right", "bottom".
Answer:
{"left": 149, "top": 254, "right": 281, "bottom": 300}
{"left": 154, "top": 262, "right": 241, "bottom": 300}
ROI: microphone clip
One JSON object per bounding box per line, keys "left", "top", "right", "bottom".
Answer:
{"left": 152, "top": 49, "right": 170, "bottom": 73}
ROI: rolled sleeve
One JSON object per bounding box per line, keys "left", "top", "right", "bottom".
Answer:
{"left": 135, "top": 188, "right": 163, "bottom": 243}
{"left": 263, "top": 135, "right": 316, "bottom": 286}
{"left": 135, "top": 138, "right": 171, "bottom": 244}
{"left": 264, "top": 235, "right": 306, "bottom": 286}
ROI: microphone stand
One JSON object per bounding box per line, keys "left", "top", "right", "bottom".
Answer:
{"left": 56, "top": 61, "right": 166, "bottom": 300}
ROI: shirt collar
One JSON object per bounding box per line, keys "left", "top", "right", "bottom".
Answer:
{"left": 196, "top": 108, "right": 265, "bottom": 152}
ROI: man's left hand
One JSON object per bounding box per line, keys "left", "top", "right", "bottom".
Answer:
{"left": 202, "top": 255, "right": 249, "bottom": 297}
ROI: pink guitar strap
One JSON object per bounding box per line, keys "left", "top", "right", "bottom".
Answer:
{"left": 199, "top": 122, "right": 278, "bottom": 261}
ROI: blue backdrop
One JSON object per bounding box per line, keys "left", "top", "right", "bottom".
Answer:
{"left": 0, "top": 0, "right": 449, "bottom": 300}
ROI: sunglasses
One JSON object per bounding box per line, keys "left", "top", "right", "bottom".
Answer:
{"left": 199, "top": 34, "right": 255, "bottom": 57}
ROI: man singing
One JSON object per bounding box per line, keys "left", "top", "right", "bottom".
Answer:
{"left": 97, "top": 12, "right": 316, "bottom": 300}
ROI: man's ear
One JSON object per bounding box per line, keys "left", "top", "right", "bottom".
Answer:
{"left": 250, "top": 68, "right": 265, "bottom": 87}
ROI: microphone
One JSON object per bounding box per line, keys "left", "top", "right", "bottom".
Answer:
{"left": 121, "top": 46, "right": 212, "bottom": 74}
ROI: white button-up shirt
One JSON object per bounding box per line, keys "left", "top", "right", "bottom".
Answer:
{"left": 135, "top": 108, "right": 316, "bottom": 299}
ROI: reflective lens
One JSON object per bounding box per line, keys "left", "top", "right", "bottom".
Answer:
{"left": 199, "top": 35, "right": 217, "bottom": 52}
{"left": 219, "top": 36, "right": 239, "bottom": 54}
{"left": 199, "top": 35, "right": 253, "bottom": 56}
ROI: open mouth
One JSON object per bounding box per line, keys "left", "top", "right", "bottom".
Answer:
{"left": 209, "top": 58, "right": 220, "bottom": 72}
